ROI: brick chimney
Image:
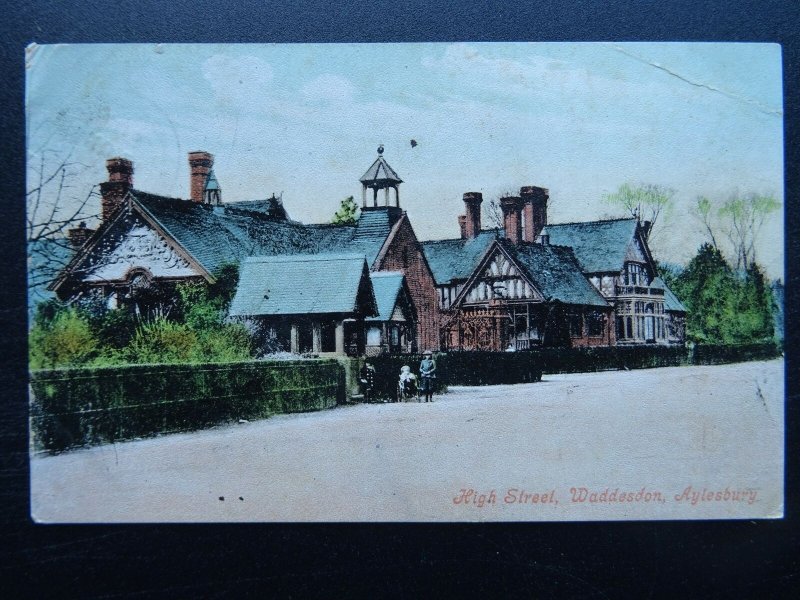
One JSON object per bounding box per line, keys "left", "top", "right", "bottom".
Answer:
{"left": 500, "top": 195, "right": 523, "bottom": 245}
{"left": 188, "top": 151, "right": 214, "bottom": 203}
{"left": 520, "top": 186, "right": 549, "bottom": 243}
{"left": 458, "top": 214, "right": 468, "bottom": 239}
{"left": 99, "top": 157, "right": 133, "bottom": 220}
{"left": 462, "top": 192, "right": 482, "bottom": 239}
{"left": 67, "top": 221, "right": 94, "bottom": 250}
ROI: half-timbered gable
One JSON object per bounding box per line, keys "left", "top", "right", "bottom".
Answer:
{"left": 421, "top": 230, "right": 497, "bottom": 311}
{"left": 439, "top": 239, "right": 612, "bottom": 351}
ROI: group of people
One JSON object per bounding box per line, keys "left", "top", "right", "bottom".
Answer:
{"left": 360, "top": 351, "right": 437, "bottom": 403}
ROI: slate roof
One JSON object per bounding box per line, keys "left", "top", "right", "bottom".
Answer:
{"left": 421, "top": 230, "right": 498, "bottom": 285}
{"left": 229, "top": 254, "right": 377, "bottom": 317}
{"left": 505, "top": 242, "right": 610, "bottom": 307}
{"left": 131, "top": 191, "right": 393, "bottom": 275}
{"left": 360, "top": 155, "right": 402, "bottom": 185}
{"left": 543, "top": 218, "right": 638, "bottom": 274}
{"left": 366, "top": 272, "right": 405, "bottom": 322}
{"left": 650, "top": 276, "right": 687, "bottom": 312}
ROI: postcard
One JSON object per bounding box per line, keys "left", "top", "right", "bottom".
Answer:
{"left": 26, "top": 42, "right": 784, "bottom": 522}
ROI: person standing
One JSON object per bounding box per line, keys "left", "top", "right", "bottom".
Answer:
{"left": 419, "top": 351, "right": 437, "bottom": 402}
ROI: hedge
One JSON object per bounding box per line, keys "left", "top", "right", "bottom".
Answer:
{"left": 691, "top": 342, "right": 782, "bottom": 365}
{"left": 364, "top": 342, "right": 781, "bottom": 399}
{"left": 366, "top": 352, "right": 543, "bottom": 400}
{"left": 29, "top": 359, "right": 342, "bottom": 452}
{"left": 30, "top": 342, "right": 781, "bottom": 450}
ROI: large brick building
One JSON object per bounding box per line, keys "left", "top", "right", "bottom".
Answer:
{"left": 52, "top": 148, "right": 684, "bottom": 356}
{"left": 422, "top": 189, "right": 686, "bottom": 351}
{"left": 52, "top": 149, "right": 440, "bottom": 355}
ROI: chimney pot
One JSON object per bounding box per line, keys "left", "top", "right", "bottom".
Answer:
{"left": 458, "top": 214, "right": 467, "bottom": 239}
{"left": 462, "top": 192, "right": 483, "bottom": 239}
{"left": 67, "top": 222, "right": 95, "bottom": 250}
{"left": 500, "top": 195, "right": 523, "bottom": 245}
{"left": 188, "top": 151, "right": 214, "bottom": 203}
{"left": 100, "top": 157, "right": 133, "bottom": 220}
{"left": 520, "top": 185, "right": 549, "bottom": 242}
{"left": 106, "top": 157, "right": 134, "bottom": 184}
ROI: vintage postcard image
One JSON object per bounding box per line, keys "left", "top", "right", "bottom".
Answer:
{"left": 27, "top": 43, "right": 784, "bottom": 521}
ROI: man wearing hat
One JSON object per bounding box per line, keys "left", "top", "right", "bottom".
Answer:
{"left": 419, "top": 351, "right": 437, "bottom": 402}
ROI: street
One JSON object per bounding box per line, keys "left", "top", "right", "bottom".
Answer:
{"left": 31, "top": 359, "right": 784, "bottom": 522}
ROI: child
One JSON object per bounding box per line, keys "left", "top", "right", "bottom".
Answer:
{"left": 398, "top": 365, "right": 417, "bottom": 401}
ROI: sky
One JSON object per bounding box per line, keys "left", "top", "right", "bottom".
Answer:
{"left": 26, "top": 43, "right": 784, "bottom": 278}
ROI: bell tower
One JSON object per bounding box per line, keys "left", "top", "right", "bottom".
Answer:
{"left": 359, "top": 145, "right": 403, "bottom": 208}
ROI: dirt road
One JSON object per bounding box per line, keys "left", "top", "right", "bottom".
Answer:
{"left": 31, "top": 359, "right": 783, "bottom": 522}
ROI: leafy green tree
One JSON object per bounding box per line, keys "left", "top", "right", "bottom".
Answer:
{"left": 672, "top": 243, "right": 775, "bottom": 344}
{"left": 603, "top": 183, "right": 674, "bottom": 240}
{"left": 331, "top": 196, "right": 359, "bottom": 225}
{"left": 735, "top": 263, "right": 775, "bottom": 342}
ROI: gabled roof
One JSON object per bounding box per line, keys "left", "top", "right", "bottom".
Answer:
{"left": 360, "top": 155, "right": 402, "bottom": 185}
{"left": 367, "top": 272, "right": 407, "bottom": 322}
{"left": 132, "top": 191, "right": 393, "bottom": 274}
{"left": 507, "top": 242, "right": 610, "bottom": 307}
{"left": 651, "top": 276, "right": 687, "bottom": 312}
{"left": 543, "top": 218, "right": 638, "bottom": 274}
{"left": 229, "top": 254, "right": 378, "bottom": 317}
{"left": 421, "top": 230, "right": 498, "bottom": 285}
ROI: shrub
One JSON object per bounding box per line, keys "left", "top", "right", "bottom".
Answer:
{"left": 122, "top": 318, "right": 198, "bottom": 364}
{"left": 29, "top": 308, "right": 99, "bottom": 369}
{"left": 195, "top": 324, "right": 253, "bottom": 363}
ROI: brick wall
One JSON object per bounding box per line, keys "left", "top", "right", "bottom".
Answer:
{"left": 376, "top": 216, "right": 441, "bottom": 351}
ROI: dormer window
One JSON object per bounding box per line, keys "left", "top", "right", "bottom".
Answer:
{"left": 624, "top": 263, "right": 647, "bottom": 286}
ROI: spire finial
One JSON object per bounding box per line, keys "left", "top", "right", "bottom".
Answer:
{"left": 377, "top": 144, "right": 384, "bottom": 155}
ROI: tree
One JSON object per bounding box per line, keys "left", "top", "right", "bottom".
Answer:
{"left": 602, "top": 183, "right": 674, "bottom": 240}
{"left": 27, "top": 150, "right": 101, "bottom": 307}
{"left": 671, "top": 243, "right": 775, "bottom": 344}
{"left": 693, "top": 192, "right": 781, "bottom": 271}
{"left": 483, "top": 189, "right": 519, "bottom": 230}
{"left": 331, "top": 196, "right": 359, "bottom": 225}
{"left": 484, "top": 196, "right": 504, "bottom": 229}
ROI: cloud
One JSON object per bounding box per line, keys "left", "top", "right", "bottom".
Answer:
{"left": 202, "top": 54, "right": 275, "bottom": 106}
{"left": 301, "top": 74, "right": 356, "bottom": 104}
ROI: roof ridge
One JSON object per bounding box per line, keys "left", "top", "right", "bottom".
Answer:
{"left": 244, "top": 253, "right": 366, "bottom": 264}
{"left": 421, "top": 229, "right": 501, "bottom": 245}
{"left": 131, "top": 189, "right": 184, "bottom": 202}
{"left": 370, "top": 271, "right": 404, "bottom": 277}
{"left": 546, "top": 217, "right": 637, "bottom": 227}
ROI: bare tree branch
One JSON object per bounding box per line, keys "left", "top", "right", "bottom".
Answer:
{"left": 27, "top": 150, "right": 99, "bottom": 291}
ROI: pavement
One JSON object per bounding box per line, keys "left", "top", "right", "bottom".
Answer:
{"left": 30, "top": 359, "right": 784, "bottom": 522}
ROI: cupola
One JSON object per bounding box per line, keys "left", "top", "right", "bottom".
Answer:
{"left": 359, "top": 145, "right": 402, "bottom": 208}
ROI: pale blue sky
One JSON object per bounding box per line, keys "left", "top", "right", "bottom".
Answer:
{"left": 26, "top": 43, "right": 784, "bottom": 277}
